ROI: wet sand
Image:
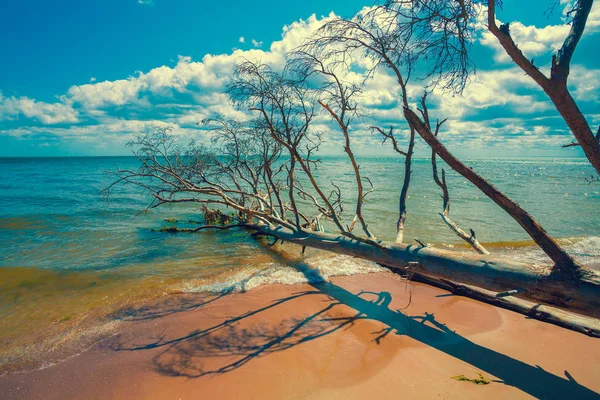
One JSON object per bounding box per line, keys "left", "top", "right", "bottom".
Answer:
{"left": 1, "top": 271, "right": 599, "bottom": 399}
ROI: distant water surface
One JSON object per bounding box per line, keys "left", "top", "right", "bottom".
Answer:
{"left": 0, "top": 156, "right": 598, "bottom": 373}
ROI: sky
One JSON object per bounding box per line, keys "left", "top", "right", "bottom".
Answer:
{"left": 0, "top": 0, "right": 598, "bottom": 157}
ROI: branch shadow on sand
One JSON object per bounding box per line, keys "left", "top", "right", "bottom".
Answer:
{"left": 106, "top": 253, "right": 599, "bottom": 399}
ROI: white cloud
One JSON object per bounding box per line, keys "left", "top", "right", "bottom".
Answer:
{"left": 251, "top": 39, "right": 263, "bottom": 48}
{"left": 434, "top": 68, "right": 552, "bottom": 119}
{"left": 2, "top": 9, "right": 594, "bottom": 156}
{"left": 65, "top": 76, "right": 146, "bottom": 109}
{"left": 0, "top": 14, "right": 332, "bottom": 146}
{"left": 479, "top": 1, "right": 600, "bottom": 63}
{"left": 480, "top": 22, "right": 569, "bottom": 63}
{"left": 55, "top": 14, "right": 332, "bottom": 115}
{"left": 561, "top": 0, "right": 600, "bottom": 30}
{"left": 0, "top": 93, "right": 78, "bottom": 124}
{"left": 568, "top": 65, "right": 600, "bottom": 102}
{"left": 239, "top": 36, "right": 245, "bottom": 43}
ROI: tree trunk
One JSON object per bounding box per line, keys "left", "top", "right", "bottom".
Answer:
{"left": 404, "top": 107, "right": 583, "bottom": 273}
{"left": 546, "top": 85, "right": 600, "bottom": 174}
{"left": 392, "top": 269, "right": 600, "bottom": 337}
{"left": 254, "top": 223, "right": 600, "bottom": 319}
{"left": 486, "top": 0, "right": 600, "bottom": 174}
{"left": 396, "top": 128, "right": 415, "bottom": 243}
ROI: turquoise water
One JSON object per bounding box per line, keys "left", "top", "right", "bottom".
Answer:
{"left": 0, "top": 156, "right": 599, "bottom": 372}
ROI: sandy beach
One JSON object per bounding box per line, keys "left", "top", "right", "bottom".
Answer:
{"left": 1, "top": 271, "right": 598, "bottom": 400}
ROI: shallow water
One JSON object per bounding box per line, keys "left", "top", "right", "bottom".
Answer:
{"left": 0, "top": 156, "right": 598, "bottom": 372}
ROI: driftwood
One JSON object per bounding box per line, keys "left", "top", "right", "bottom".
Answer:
{"left": 392, "top": 269, "right": 600, "bottom": 338}
{"left": 155, "top": 224, "right": 247, "bottom": 233}
{"left": 252, "top": 223, "right": 600, "bottom": 320}
{"left": 160, "top": 220, "right": 600, "bottom": 336}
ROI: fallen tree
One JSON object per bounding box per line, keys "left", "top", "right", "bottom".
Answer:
{"left": 108, "top": 3, "right": 600, "bottom": 335}
{"left": 106, "top": 94, "right": 600, "bottom": 330}
{"left": 249, "top": 223, "right": 600, "bottom": 320}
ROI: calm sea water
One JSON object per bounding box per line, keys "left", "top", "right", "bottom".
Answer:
{"left": 1, "top": 156, "right": 599, "bottom": 372}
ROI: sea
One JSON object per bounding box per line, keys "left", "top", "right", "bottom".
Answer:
{"left": 1, "top": 155, "right": 599, "bottom": 373}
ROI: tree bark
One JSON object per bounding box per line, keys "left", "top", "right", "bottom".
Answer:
{"left": 546, "top": 85, "right": 600, "bottom": 174}
{"left": 392, "top": 269, "right": 600, "bottom": 337}
{"left": 254, "top": 223, "right": 600, "bottom": 319}
{"left": 404, "top": 107, "right": 583, "bottom": 274}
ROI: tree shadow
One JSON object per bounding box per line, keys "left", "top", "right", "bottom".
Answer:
{"left": 110, "top": 289, "right": 236, "bottom": 321}
{"left": 108, "top": 256, "right": 599, "bottom": 399}
{"left": 109, "top": 268, "right": 272, "bottom": 321}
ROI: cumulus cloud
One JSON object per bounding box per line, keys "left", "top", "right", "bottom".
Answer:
{"left": 569, "top": 65, "right": 600, "bottom": 102}
{"left": 1, "top": 14, "right": 331, "bottom": 146}
{"left": 434, "top": 68, "right": 552, "bottom": 119}
{"left": 479, "top": 1, "right": 600, "bottom": 63}
{"left": 0, "top": 93, "right": 78, "bottom": 124}
{"left": 65, "top": 76, "right": 146, "bottom": 109}
{"left": 2, "top": 9, "right": 597, "bottom": 156}
{"left": 480, "top": 22, "right": 569, "bottom": 63}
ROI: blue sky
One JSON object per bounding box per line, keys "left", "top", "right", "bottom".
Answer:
{"left": 0, "top": 0, "right": 598, "bottom": 157}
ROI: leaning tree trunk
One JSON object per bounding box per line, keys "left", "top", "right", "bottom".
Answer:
{"left": 404, "top": 107, "right": 583, "bottom": 274}
{"left": 396, "top": 127, "right": 415, "bottom": 243}
{"left": 487, "top": 0, "right": 600, "bottom": 175}
{"left": 546, "top": 85, "right": 600, "bottom": 173}
{"left": 253, "top": 223, "right": 600, "bottom": 319}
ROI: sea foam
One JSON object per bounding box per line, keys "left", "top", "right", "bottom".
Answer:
{"left": 181, "top": 254, "right": 389, "bottom": 294}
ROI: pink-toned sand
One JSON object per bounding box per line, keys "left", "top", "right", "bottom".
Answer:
{"left": 1, "top": 271, "right": 599, "bottom": 399}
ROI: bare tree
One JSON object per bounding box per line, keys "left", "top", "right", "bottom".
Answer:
{"left": 416, "top": 92, "right": 489, "bottom": 254}
{"left": 304, "top": 3, "right": 584, "bottom": 271}
{"left": 110, "top": 1, "right": 600, "bottom": 332}
{"left": 289, "top": 50, "right": 376, "bottom": 239}
{"left": 370, "top": 125, "right": 415, "bottom": 243}
{"left": 486, "top": 0, "right": 600, "bottom": 174}
{"left": 109, "top": 56, "right": 600, "bottom": 328}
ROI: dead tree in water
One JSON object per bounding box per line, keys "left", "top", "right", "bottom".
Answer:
{"left": 370, "top": 125, "right": 415, "bottom": 244}
{"left": 110, "top": 3, "right": 600, "bottom": 333}
{"left": 306, "top": 3, "right": 586, "bottom": 266}
{"left": 419, "top": 92, "right": 489, "bottom": 254}
{"left": 108, "top": 59, "right": 600, "bottom": 335}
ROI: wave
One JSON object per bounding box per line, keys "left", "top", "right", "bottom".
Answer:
{"left": 476, "top": 236, "right": 600, "bottom": 269}
{"left": 181, "top": 254, "right": 389, "bottom": 294}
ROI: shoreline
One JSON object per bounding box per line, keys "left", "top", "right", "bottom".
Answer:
{"left": 1, "top": 271, "right": 599, "bottom": 399}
